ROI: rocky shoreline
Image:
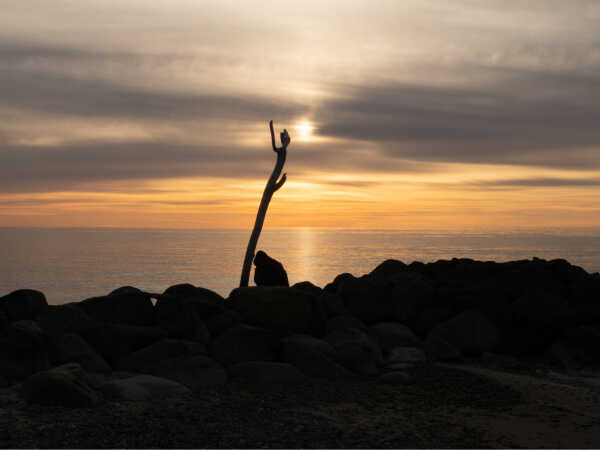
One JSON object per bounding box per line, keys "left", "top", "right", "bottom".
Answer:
{"left": 1, "top": 256, "right": 600, "bottom": 447}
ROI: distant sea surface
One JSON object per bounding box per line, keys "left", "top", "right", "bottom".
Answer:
{"left": 1, "top": 227, "right": 600, "bottom": 305}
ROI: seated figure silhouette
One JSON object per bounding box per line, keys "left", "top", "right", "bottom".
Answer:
{"left": 253, "top": 250, "right": 289, "bottom": 287}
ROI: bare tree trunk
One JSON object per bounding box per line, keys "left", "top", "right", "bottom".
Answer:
{"left": 239, "top": 120, "right": 290, "bottom": 287}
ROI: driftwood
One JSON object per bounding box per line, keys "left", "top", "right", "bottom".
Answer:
{"left": 239, "top": 120, "right": 290, "bottom": 287}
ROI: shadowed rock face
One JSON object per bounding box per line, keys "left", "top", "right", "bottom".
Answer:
{"left": 2, "top": 257, "right": 600, "bottom": 404}
{"left": 253, "top": 250, "right": 289, "bottom": 287}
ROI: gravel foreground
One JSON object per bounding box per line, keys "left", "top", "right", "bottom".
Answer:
{"left": 2, "top": 363, "right": 599, "bottom": 448}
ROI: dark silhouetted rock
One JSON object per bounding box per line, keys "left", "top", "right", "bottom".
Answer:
{"left": 370, "top": 259, "right": 407, "bottom": 282}
{"left": 563, "top": 325, "right": 600, "bottom": 363}
{"left": 24, "top": 363, "right": 101, "bottom": 407}
{"left": 109, "top": 286, "right": 144, "bottom": 296}
{"left": 82, "top": 324, "right": 167, "bottom": 366}
{"left": 378, "top": 371, "right": 413, "bottom": 385}
{"left": 429, "top": 310, "right": 500, "bottom": 356}
{"left": 228, "top": 361, "right": 306, "bottom": 385}
{"left": 480, "top": 352, "right": 522, "bottom": 370}
{"left": 210, "top": 324, "right": 279, "bottom": 367}
{"left": 100, "top": 374, "right": 190, "bottom": 401}
{"left": 36, "top": 303, "right": 97, "bottom": 337}
{"left": 424, "top": 335, "right": 461, "bottom": 362}
{"left": 0, "top": 289, "right": 48, "bottom": 322}
{"left": 53, "top": 333, "right": 111, "bottom": 373}
{"left": 229, "top": 286, "right": 317, "bottom": 335}
{"left": 142, "top": 355, "right": 227, "bottom": 389}
{"left": 326, "top": 315, "right": 368, "bottom": 334}
{"left": 118, "top": 339, "right": 207, "bottom": 372}
{"left": 414, "top": 307, "right": 454, "bottom": 337}
{"left": 386, "top": 346, "right": 426, "bottom": 366}
{"left": 205, "top": 310, "right": 242, "bottom": 337}
{"left": 318, "top": 292, "right": 350, "bottom": 318}
{"left": 324, "top": 327, "right": 382, "bottom": 376}
{"left": 282, "top": 335, "right": 355, "bottom": 380}
{"left": 292, "top": 281, "right": 322, "bottom": 297}
{"left": 546, "top": 340, "right": 579, "bottom": 371}
{"left": 163, "top": 284, "right": 225, "bottom": 316}
{"left": 6, "top": 320, "right": 50, "bottom": 375}
{"left": 154, "top": 296, "right": 210, "bottom": 342}
{"left": 389, "top": 271, "right": 435, "bottom": 324}
{"left": 370, "top": 322, "right": 419, "bottom": 354}
{"left": 253, "top": 250, "right": 289, "bottom": 287}
{"left": 79, "top": 292, "right": 155, "bottom": 327}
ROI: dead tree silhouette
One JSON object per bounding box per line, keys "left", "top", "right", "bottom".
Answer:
{"left": 239, "top": 120, "right": 290, "bottom": 287}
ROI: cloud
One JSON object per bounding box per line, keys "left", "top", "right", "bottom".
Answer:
{"left": 316, "top": 67, "right": 600, "bottom": 169}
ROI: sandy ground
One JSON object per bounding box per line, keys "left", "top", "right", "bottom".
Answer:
{"left": 1, "top": 363, "right": 599, "bottom": 448}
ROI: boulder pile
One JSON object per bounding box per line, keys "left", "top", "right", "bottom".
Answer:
{"left": 1, "top": 257, "right": 599, "bottom": 407}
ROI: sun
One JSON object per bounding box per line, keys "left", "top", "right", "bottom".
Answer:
{"left": 295, "top": 121, "right": 313, "bottom": 140}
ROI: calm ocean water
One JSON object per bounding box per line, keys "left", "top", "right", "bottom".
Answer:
{"left": 1, "top": 227, "right": 600, "bottom": 305}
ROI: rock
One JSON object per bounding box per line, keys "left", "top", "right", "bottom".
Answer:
{"left": 0, "top": 353, "right": 29, "bottom": 383}
{"left": 229, "top": 287, "right": 317, "bottom": 335}
{"left": 6, "top": 321, "right": 49, "bottom": 374}
{"left": 413, "top": 307, "right": 454, "bottom": 337}
{"left": 370, "top": 259, "right": 407, "bottom": 282}
{"left": 79, "top": 292, "right": 155, "bottom": 327}
{"left": 0, "top": 289, "right": 48, "bottom": 322}
{"left": 563, "top": 325, "right": 600, "bottom": 363}
{"left": 205, "top": 310, "right": 242, "bottom": 337}
{"left": 326, "top": 315, "right": 368, "bottom": 334}
{"left": 155, "top": 297, "right": 210, "bottom": 342}
{"left": 210, "top": 325, "right": 279, "bottom": 367}
{"left": 378, "top": 371, "right": 413, "bottom": 385}
{"left": 23, "top": 363, "right": 101, "bottom": 407}
{"left": 318, "top": 292, "right": 350, "bottom": 318}
{"left": 228, "top": 361, "right": 306, "bottom": 385}
{"left": 282, "top": 335, "right": 355, "bottom": 380}
{"left": 0, "top": 310, "right": 8, "bottom": 333}
{"left": 324, "top": 327, "right": 382, "bottom": 376}
{"left": 429, "top": 310, "right": 500, "bottom": 356}
{"left": 163, "top": 284, "right": 225, "bottom": 316}
{"left": 480, "top": 352, "right": 523, "bottom": 371}
{"left": 53, "top": 333, "right": 111, "bottom": 373}
{"left": 389, "top": 271, "right": 435, "bottom": 324}
{"left": 546, "top": 340, "right": 580, "bottom": 371}
{"left": 109, "top": 286, "right": 144, "bottom": 296}
{"left": 292, "top": 281, "right": 322, "bottom": 297}
{"left": 253, "top": 250, "right": 289, "bottom": 287}
{"left": 142, "top": 355, "right": 227, "bottom": 389}
{"left": 118, "top": 339, "right": 207, "bottom": 372}
{"left": 370, "top": 322, "right": 419, "bottom": 354}
{"left": 36, "top": 303, "right": 97, "bottom": 337}
{"left": 424, "top": 335, "right": 461, "bottom": 361}
{"left": 386, "top": 346, "right": 426, "bottom": 366}
{"left": 101, "top": 374, "right": 190, "bottom": 401}
{"left": 82, "top": 324, "right": 167, "bottom": 366}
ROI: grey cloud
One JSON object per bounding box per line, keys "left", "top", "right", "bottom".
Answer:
{"left": 316, "top": 68, "right": 600, "bottom": 169}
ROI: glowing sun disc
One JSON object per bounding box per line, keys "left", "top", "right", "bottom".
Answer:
{"left": 295, "top": 121, "right": 313, "bottom": 140}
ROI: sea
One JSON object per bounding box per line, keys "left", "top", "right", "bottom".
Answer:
{"left": 1, "top": 227, "right": 600, "bottom": 305}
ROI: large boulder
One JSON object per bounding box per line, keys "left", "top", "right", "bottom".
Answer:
{"left": 317, "top": 292, "right": 350, "bottom": 318}
{"left": 79, "top": 292, "right": 155, "bottom": 327}
{"left": 323, "top": 327, "right": 382, "bottom": 376}
{"left": 6, "top": 320, "right": 49, "bottom": 374}
{"left": 369, "top": 259, "right": 407, "bottom": 282}
{"left": 142, "top": 355, "right": 227, "bottom": 389}
{"left": 282, "top": 335, "right": 355, "bottom": 380}
{"left": 369, "top": 322, "right": 419, "bottom": 354}
{"left": 0, "top": 289, "right": 48, "bottom": 322}
{"left": 205, "top": 310, "right": 242, "bottom": 338}
{"left": 385, "top": 346, "right": 426, "bottom": 366}
{"left": 326, "top": 315, "right": 368, "bottom": 334}
{"left": 253, "top": 250, "right": 289, "bottom": 287}
{"left": 162, "top": 284, "right": 225, "bottom": 316}
{"left": 36, "top": 303, "right": 97, "bottom": 337}
{"left": 228, "top": 361, "right": 306, "bottom": 385}
{"left": 23, "top": 363, "right": 101, "bottom": 407}
{"left": 53, "top": 333, "right": 111, "bottom": 373}
{"left": 389, "top": 271, "right": 435, "bottom": 324}
{"left": 563, "top": 325, "right": 600, "bottom": 364}
{"left": 228, "top": 287, "right": 318, "bottom": 335}
{"left": 154, "top": 296, "right": 210, "bottom": 342}
{"left": 210, "top": 324, "right": 279, "bottom": 367}
{"left": 82, "top": 324, "right": 167, "bottom": 366}
{"left": 292, "top": 281, "right": 322, "bottom": 297}
{"left": 424, "top": 335, "right": 461, "bottom": 362}
{"left": 100, "top": 374, "right": 190, "bottom": 401}
{"left": 118, "top": 339, "right": 207, "bottom": 372}
{"left": 429, "top": 310, "right": 500, "bottom": 356}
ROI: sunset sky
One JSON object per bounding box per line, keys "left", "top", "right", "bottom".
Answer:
{"left": 1, "top": 1, "right": 599, "bottom": 229}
